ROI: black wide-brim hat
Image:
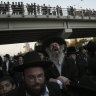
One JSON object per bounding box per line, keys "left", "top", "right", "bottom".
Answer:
{"left": 4, "top": 54, "right": 10, "bottom": 59}
{"left": 14, "top": 51, "right": 53, "bottom": 72}
{"left": 0, "top": 76, "right": 14, "bottom": 82}
{"left": 42, "top": 37, "right": 66, "bottom": 49}
{"left": 35, "top": 45, "right": 44, "bottom": 53}
{"left": 85, "top": 41, "right": 96, "bottom": 53}
{"left": 67, "top": 46, "right": 76, "bottom": 56}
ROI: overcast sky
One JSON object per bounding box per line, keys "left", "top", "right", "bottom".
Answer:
{"left": 0, "top": 42, "right": 36, "bottom": 57}
{"left": 0, "top": 0, "right": 95, "bottom": 56}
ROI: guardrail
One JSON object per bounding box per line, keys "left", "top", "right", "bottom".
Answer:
{"left": 0, "top": 2, "right": 96, "bottom": 18}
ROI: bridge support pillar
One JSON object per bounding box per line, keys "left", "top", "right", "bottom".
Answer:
{"left": 60, "top": 28, "right": 72, "bottom": 39}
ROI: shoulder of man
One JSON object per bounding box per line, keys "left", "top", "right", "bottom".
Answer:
{"left": 63, "top": 57, "right": 75, "bottom": 66}
{"left": 79, "top": 75, "right": 96, "bottom": 92}
{"left": 46, "top": 82, "right": 62, "bottom": 96}
{"left": 6, "top": 86, "right": 26, "bottom": 96}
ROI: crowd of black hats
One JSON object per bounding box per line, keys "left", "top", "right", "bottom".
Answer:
{"left": 0, "top": 37, "right": 96, "bottom": 96}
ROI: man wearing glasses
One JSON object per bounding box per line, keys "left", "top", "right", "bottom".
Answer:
{"left": 6, "top": 51, "right": 62, "bottom": 96}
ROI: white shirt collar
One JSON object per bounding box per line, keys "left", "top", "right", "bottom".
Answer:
{"left": 41, "top": 86, "right": 49, "bottom": 96}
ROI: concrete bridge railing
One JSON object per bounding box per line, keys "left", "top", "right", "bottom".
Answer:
{"left": 0, "top": 2, "right": 96, "bottom": 19}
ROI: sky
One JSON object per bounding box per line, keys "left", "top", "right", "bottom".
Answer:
{"left": 0, "top": 0, "right": 96, "bottom": 56}
{"left": 0, "top": 42, "right": 36, "bottom": 57}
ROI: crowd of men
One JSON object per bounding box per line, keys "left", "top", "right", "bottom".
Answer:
{"left": 0, "top": 1, "right": 96, "bottom": 16}
{"left": 67, "top": 6, "right": 96, "bottom": 16}
{"left": 0, "top": 36, "right": 96, "bottom": 96}
{"left": 0, "top": 1, "right": 9, "bottom": 14}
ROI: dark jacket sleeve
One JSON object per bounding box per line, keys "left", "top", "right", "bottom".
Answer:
{"left": 6, "top": 86, "right": 26, "bottom": 96}
{"left": 47, "top": 82, "right": 62, "bottom": 96}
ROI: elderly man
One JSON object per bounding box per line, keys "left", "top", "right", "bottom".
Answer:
{"left": 6, "top": 51, "right": 62, "bottom": 96}
{"left": 42, "top": 37, "right": 78, "bottom": 89}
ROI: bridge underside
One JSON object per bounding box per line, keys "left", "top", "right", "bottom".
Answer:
{"left": 69, "top": 28, "right": 96, "bottom": 38}
{"left": 0, "top": 28, "right": 96, "bottom": 45}
{"left": 0, "top": 29, "right": 63, "bottom": 45}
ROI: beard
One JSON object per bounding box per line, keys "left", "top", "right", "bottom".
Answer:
{"left": 46, "top": 45, "right": 65, "bottom": 65}
{"left": 24, "top": 81, "right": 46, "bottom": 96}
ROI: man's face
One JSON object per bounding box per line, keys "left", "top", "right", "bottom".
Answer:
{"left": 4, "top": 57, "right": 8, "bottom": 62}
{"left": 19, "top": 56, "right": 23, "bottom": 62}
{"left": 0, "top": 80, "right": 13, "bottom": 95}
{"left": 23, "top": 67, "right": 45, "bottom": 96}
{"left": 38, "top": 52, "right": 45, "bottom": 61}
{"left": 70, "top": 54, "right": 76, "bottom": 60}
{"left": 49, "top": 42, "right": 60, "bottom": 54}
{"left": 82, "top": 49, "right": 87, "bottom": 54}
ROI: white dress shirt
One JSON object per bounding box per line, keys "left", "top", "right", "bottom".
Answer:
{"left": 6, "top": 61, "right": 9, "bottom": 71}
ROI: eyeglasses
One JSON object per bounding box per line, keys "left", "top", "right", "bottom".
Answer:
{"left": 27, "top": 73, "right": 44, "bottom": 82}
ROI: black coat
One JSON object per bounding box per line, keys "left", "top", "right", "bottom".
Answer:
{"left": 2, "top": 60, "right": 14, "bottom": 76}
{"left": 77, "top": 54, "right": 88, "bottom": 77}
{"left": 46, "top": 57, "right": 79, "bottom": 81}
{"left": 67, "top": 74, "right": 96, "bottom": 96}
{"left": 6, "top": 82, "right": 62, "bottom": 96}
{"left": 78, "top": 74, "right": 96, "bottom": 96}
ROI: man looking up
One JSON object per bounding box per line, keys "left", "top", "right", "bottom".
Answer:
{"left": 42, "top": 37, "right": 78, "bottom": 89}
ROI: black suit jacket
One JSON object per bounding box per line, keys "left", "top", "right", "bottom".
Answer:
{"left": 46, "top": 57, "right": 79, "bottom": 81}
{"left": 67, "top": 75, "right": 96, "bottom": 96}
{"left": 6, "top": 82, "right": 62, "bottom": 96}
{"left": 2, "top": 60, "right": 13, "bottom": 75}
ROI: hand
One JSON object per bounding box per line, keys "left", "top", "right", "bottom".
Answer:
{"left": 49, "top": 78, "right": 58, "bottom": 83}
{"left": 57, "top": 76, "right": 70, "bottom": 85}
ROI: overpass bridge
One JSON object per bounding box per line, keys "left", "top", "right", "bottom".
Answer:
{"left": 0, "top": 5, "right": 96, "bottom": 44}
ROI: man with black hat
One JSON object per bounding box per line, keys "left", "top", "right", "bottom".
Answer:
{"left": 67, "top": 46, "right": 83, "bottom": 80}
{"left": 77, "top": 55, "right": 96, "bottom": 96}
{"left": 42, "top": 37, "right": 78, "bottom": 89}
{"left": 6, "top": 51, "right": 62, "bottom": 96}
{"left": 77, "top": 46, "right": 88, "bottom": 77}
{"left": 71, "top": 41, "right": 96, "bottom": 96}
{"left": 35, "top": 45, "right": 47, "bottom": 61}
{"left": 2, "top": 54, "right": 13, "bottom": 76}
{"left": 67, "top": 46, "right": 77, "bottom": 61}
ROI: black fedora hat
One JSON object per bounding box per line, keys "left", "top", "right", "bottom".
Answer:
{"left": 35, "top": 45, "right": 44, "bottom": 53}
{"left": 0, "top": 76, "right": 14, "bottom": 83}
{"left": 4, "top": 54, "right": 10, "bottom": 59}
{"left": 42, "top": 37, "right": 66, "bottom": 49}
{"left": 67, "top": 46, "right": 76, "bottom": 56}
{"left": 14, "top": 51, "right": 53, "bottom": 72}
{"left": 85, "top": 41, "right": 96, "bottom": 56}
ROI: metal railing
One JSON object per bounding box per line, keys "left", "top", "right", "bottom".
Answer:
{"left": 0, "top": 3, "right": 96, "bottom": 18}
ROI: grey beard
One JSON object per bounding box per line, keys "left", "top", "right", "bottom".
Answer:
{"left": 46, "top": 45, "right": 65, "bottom": 65}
